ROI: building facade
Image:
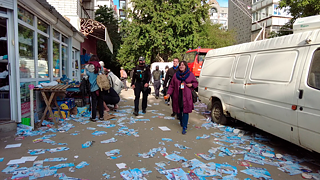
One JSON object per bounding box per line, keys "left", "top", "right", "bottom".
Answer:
{"left": 228, "top": 0, "right": 252, "bottom": 44}
{"left": 208, "top": 0, "right": 228, "bottom": 30}
{"left": 251, "top": 0, "right": 292, "bottom": 41}
{"left": 0, "top": 0, "right": 85, "bottom": 123}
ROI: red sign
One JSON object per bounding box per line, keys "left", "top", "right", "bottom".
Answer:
{"left": 21, "top": 100, "right": 36, "bottom": 115}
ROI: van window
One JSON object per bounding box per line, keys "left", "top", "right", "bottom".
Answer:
{"left": 184, "top": 52, "right": 196, "bottom": 63}
{"left": 202, "top": 56, "right": 235, "bottom": 77}
{"left": 235, "top": 55, "right": 250, "bottom": 79}
{"left": 308, "top": 49, "right": 320, "bottom": 90}
{"left": 251, "top": 51, "right": 298, "bottom": 83}
{"left": 198, "top": 53, "right": 207, "bottom": 63}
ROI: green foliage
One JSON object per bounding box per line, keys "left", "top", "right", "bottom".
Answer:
{"left": 272, "top": 0, "right": 320, "bottom": 37}
{"left": 95, "top": 6, "right": 121, "bottom": 76}
{"left": 118, "top": 0, "right": 235, "bottom": 70}
{"left": 197, "top": 21, "right": 236, "bottom": 49}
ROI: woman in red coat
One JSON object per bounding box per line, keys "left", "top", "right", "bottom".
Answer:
{"left": 166, "top": 61, "right": 198, "bottom": 134}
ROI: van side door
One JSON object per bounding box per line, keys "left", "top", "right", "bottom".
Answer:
{"left": 229, "top": 55, "right": 250, "bottom": 120}
{"left": 244, "top": 49, "right": 302, "bottom": 145}
{"left": 297, "top": 47, "right": 320, "bottom": 153}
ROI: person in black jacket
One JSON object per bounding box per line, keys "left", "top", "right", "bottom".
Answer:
{"left": 131, "top": 56, "right": 151, "bottom": 116}
{"left": 163, "top": 58, "right": 179, "bottom": 116}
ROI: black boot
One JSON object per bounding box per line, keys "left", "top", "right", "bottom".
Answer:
{"left": 133, "top": 111, "right": 139, "bottom": 116}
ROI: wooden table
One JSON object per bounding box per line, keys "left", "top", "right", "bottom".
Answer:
{"left": 35, "top": 84, "right": 70, "bottom": 128}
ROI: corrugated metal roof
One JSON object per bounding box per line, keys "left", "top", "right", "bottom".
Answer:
{"left": 207, "top": 29, "right": 320, "bottom": 57}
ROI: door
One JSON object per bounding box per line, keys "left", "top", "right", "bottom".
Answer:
{"left": 0, "top": 17, "right": 10, "bottom": 120}
{"left": 297, "top": 47, "right": 320, "bottom": 153}
{"left": 71, "top": 49, "right": 80, "bottom": 81}
{"left": 229, "top": 55, "right": 250, "bottom": 120}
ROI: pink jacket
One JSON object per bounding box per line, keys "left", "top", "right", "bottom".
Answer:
{"left": 167, "top": 72, "right": 198, "bottom": 113}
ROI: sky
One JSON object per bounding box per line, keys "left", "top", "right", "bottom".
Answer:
{"left": 113, "top": 0, "right": 228, "bottom": 10}
{"left": 114, "top": 0, "right": 119, "bottom": 9}
{"left": 217, "top": 0, "right": 228, "bottom": 7}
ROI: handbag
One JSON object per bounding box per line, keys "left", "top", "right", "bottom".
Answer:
{"left": 192, "top": 90, "right": 198, "bottom": 103}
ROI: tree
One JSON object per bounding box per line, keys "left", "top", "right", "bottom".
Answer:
{"left": 271, "top": 0, "right": 320, "bottom": 37}
{"left": 197, "top": 21, "right": 236, "bottom": 49}
{"left": 117, "top": 0, "right": 211, "bottom": 69}
{"left": 95, "top": 6, "right": 121, "bottom": 76}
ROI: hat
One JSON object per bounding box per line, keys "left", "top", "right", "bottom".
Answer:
{"left": 120, "top": 67, "right": 124, "bottom": 70}
{"left": 138, "top": 56, "right": 145, "bottom": 61}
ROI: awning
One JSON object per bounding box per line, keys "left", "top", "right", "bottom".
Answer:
{"left": 80, "top": 18, "right": 113, "bottom": 54}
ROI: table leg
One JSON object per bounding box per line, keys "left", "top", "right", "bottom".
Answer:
{"left": 47, "top": 92, "right": 57, "bottom": 128}
{"left": 40, "top": 92, "right": 49, "bottom": 125}
{"left": 53, "top": 94, "right": 63, "bottom": 120}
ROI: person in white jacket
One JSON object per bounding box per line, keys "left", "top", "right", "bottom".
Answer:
{"left": 102, "top": 68, "right": 124, "bottom": 111}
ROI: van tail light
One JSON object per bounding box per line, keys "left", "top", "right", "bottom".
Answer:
{"left": 205, "top": 87, "right": 207, "bottom": 90}
{"left": 292, "top": 105, "right": 297, "bottom": 110}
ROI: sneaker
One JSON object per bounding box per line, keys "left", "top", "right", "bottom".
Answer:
{"left": 133, "top": 111, "right": 139, "bottom": 116}
{"left": 142, "top": 109, "right": 146, "bottom": 114}
{"left": 182, "top": 128, "right": 187, "bottom": 135}
{"left": 165, "top": 101, "right": 168, "bottom": 105}
{"left": 90, "top": 118, "right": 97, "bottom": 122}
{"left": 171, "top": 112, "right": 176, "bottom": 117}
{"left": 167, "top": 102, "right": 170, "bottom": 106}
{"left": 155, "top": 96, "right": 159, "bottom": 99}
{"left": 99, "top": 117, "right": 104, "bottom": 121}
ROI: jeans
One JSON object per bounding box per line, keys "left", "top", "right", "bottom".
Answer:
{"left": 90, "top": 91, "right": 103, "bottom": 119}
{"left": 177, "top": 108, "right": 189, "bottom": 129}
{"left": 153, "top": 80, "right": 161, "bottom": 97}
{"left": 134, "top": 83, "right": 148, "bottom": 112}
{"left": 121, "top": 79, "right": 127, "bottom": 89}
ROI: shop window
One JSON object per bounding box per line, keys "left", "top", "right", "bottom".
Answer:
{"left": 38, "top": 34, "right": 48, "bottom": 78}
{"left": 37, "top": 19, "right": 49, "bottom": 34}
{"left": 53, "top": 29, "right": 60, "bottom": 40}
{"left": 18, "top": 6, "right": 34, "bottom": 26}
{"left": 18, "top": 24, "right": 34, "bottom": 78}
{"left": 62, "top": 45, "right": 68, "bottom": 76}
{"left": 0, "top": 7, "right": 7, "bottom": 14}
{"left": 20, "top": 82, "right": 36, "bottom": 117}
{"left": 62, "top": 35, "right": 68, "bottom": 44}
{"left": 53, "top": 41, "right": 60, "bottom": 77}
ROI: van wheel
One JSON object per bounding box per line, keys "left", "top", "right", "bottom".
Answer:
{"left": 211, "top": 101, "right": 227, "bottom": 125}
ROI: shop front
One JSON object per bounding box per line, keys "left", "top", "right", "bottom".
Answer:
{"left": 0, "top": 0, "right": 84, "bottom": 123}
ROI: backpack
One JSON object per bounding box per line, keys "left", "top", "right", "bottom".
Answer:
{"left": 97, "top": 74, "right": 111, "bottom": 91}
{"left": 108, "top": 72, "right": 124, "bottom": 94}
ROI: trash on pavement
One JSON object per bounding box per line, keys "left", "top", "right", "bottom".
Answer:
{"left": 101, "top": 137, "right": 117, "bottom": 144}
{"left": 75, "top": 161, "right": 89, "bottom": 169}
{"left": 82, "top": 141, "right": 93, "bottom": 148}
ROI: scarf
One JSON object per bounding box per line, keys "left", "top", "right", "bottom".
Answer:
{"left": 173, "top": 65, "right": 178, "bottom": 70}
{"left": 176, "top": 67, "right": 190, "bottom": 82}
{"left": 88, "top": 61, "right": 101, "bottom": 74}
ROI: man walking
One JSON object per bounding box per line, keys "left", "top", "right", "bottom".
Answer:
{"left": 163, "top": 58, "right": 179, "bottom": 116}
{"left": 131, "top": 56, "right": 151, "bottom": 116}
{"left": 120, "top": 67, "right": 128, "bottom": 91}
{"left": 152, "top": 65, "right": 161, "bottom": 99}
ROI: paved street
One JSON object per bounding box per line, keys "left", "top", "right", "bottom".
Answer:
{"left": 1, "top": 87, "right": 320, "bottom": 180}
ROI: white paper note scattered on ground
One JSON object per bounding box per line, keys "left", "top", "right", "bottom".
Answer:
{"left": 5, "top": 143, "right": 22, "bottom": 149}
{"left": 116, "top": 163, "right": 127, "bottom": 169}
{"left": 7, "top": 159, "right": 25, "bottom": 165}
{"left": 158, "top": 126, "right": 171, "bottom": 131}
{"left": 20, "top": 156, "right": 38, "bottom": 162}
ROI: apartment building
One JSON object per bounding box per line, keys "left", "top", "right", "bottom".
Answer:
{"left": 208, "top": 0, "right": 228, "bottom": 30}
{"left": 251, "top": 0, "right": 292, "bottom": 41}
{"left": 228, "top": 0, "right": 252, "bottom": 44}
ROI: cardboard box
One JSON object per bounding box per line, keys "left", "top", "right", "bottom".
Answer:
{"left": 57, "top": 98, "right": 75, "bottom": 110}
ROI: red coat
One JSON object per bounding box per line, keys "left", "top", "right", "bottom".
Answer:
{"left": 167, "top": 72, "right": 198, "bottom": 113}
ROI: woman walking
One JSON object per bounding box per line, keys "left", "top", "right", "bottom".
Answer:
{"left": 166, "top": 61, "right": 198, "bottom": 134}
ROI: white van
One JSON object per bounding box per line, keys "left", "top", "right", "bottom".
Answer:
{"left": 198, "top": 15, "right": 320, "bottom": 153}
{"left": 150, "top": 62, "right": 173, "bottom": 84}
